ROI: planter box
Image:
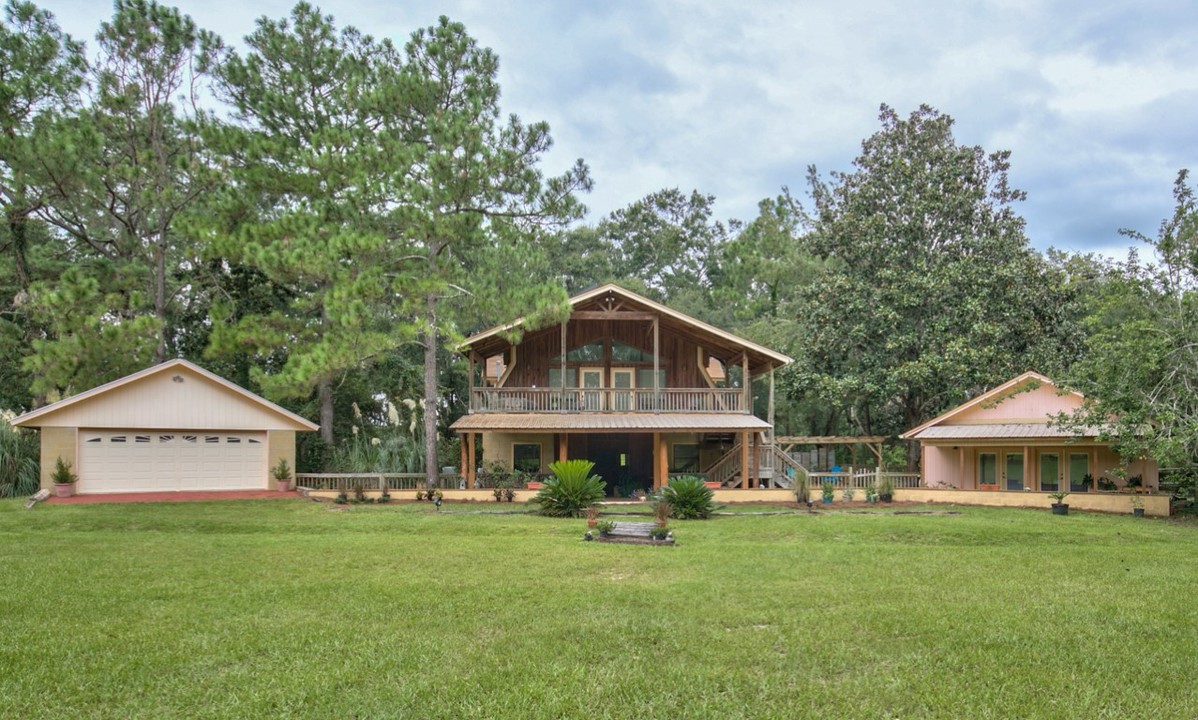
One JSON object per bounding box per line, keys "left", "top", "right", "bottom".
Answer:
{"left": 704, "top": 482, "right": 720, "bottom": 489}
{"left": 526, "top": 482, "right": 543, "bottom": 490}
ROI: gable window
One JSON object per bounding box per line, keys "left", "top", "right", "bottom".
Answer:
{"left": 610, "top": 341, "right": 654, "bottom": 363}
{"left": 513, "top": 443, "right": 542, "bottom": 473}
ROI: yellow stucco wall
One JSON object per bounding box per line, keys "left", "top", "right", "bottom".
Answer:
{"left": 895, "top": 488, "right": 1169, "bottom": 517}
{"left": 480, "top": 432, "right": 554, "bottom": 473}
{"left": 267, "top": 430, "right": 296, "bottom": 490}
{"left": 39, "top": 427, "right": 76, "bottom": 490}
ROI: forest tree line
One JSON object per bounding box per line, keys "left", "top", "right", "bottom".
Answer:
{"left": 1, "top": 0, "right": 1196, "bottom": 491}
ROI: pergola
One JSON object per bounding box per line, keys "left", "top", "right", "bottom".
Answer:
{"left": 774, "top": 436, "right": 888, "bottom": 468}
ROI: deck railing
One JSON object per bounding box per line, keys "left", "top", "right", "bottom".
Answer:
{"left": 805, "top": 469, "right": 922, "bottom": 490}
{"left": 470, "top": 387, "right": 746, "bottom": 413}
{"left": 296, "top": 473, "right": 464, "bottom": 492}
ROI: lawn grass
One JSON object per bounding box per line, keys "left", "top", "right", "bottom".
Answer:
{"left": 1, "top": 499, "right": 1196, "bottom": 718}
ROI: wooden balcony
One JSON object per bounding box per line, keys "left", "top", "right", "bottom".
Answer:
{"left": 469, "top": 387, "right": 747, "bottom": 414}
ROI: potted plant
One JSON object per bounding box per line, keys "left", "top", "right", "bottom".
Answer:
{"left": 52, "top": 457, "right": 77, "bottom": 498}
{"left": 1125, "top": 474, "right": 1143, "bottom": 492}
{"left": 1049, "top": 490, "right": 1069, "bottom": 515}
{"left": 596, "top": 519, "right": 615, "bottom": 538}
{"left": 877, "top": 476, "right": 894, "bottom": 503}
{"left": 650, "top": 526, "right": 670, "bottom": 541}
{"left": 585, "top": 505, "right": 600, "bottom": 528}
{"left": 271, "top": 458, "right": 293, "bottom": 492}
{"left": 821, "top": 479, "right": 836, "bottom": 504}
{"left": 1130, "top": 495, "right": 1145, "bottom": 517}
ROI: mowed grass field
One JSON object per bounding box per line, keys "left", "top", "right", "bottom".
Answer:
{"left": 1, "top": 499, "right": 1196, "bottom": 719}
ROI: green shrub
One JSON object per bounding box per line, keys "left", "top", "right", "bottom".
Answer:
{"left": 271, "top": 458, "right": 292, "bottom": 481}
{"left": 596, "top": 519, "right": 615, "bottom": 536}
{"left": 792, "top": 468, "right": 810, "bottom": 503}
{"left": 0, "top": 419, "right": 39, "bottom": 498}
{"left": 821, "top": 479, "right": 836, "bottom": 501}
{"left": 534, "top": 459, "right": 606, "bottom": 517}
{"left": 51, "top": 457, "right": 76, "bottom": 485}
{"left": 661, "top": 475, "right": 716, "bottom": 519}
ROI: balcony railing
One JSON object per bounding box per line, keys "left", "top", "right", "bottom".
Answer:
{"left": 470, "top": 387, "right": 746, "bottom": 414}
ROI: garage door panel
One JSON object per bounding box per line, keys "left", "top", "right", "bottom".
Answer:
{"left": 78, "top": 430, "right": 266, "bottom": 493}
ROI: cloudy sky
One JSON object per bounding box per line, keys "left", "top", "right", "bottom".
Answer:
{"left": 38, "top": 0, "right": 1198, "bottom": 256}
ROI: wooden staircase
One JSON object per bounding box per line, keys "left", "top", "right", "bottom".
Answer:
{"left": 704, "top": 438, "right": 809, "bottom": 489}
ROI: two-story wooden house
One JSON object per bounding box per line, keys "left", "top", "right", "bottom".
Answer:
{"left": 450, "top": 284, "right": 794, "bottom": 493}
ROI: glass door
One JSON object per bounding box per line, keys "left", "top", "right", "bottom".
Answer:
{"left": 978, "top": 452, "right": 998, "bottom": 490}
{"left": 610, "top": 368, "right": 635, "bottom": 411}
{"left": 1005, "top": 452, "right": 1024, "bottom": 491}
{"left": 580, "top": 367, "right": 604, "bottom": 411}
{"left": 1068, "top": 453, "right": 1090, "bottom": 492}
{"left": 1039, "top": 452, "right": 1060, "bottom": 492}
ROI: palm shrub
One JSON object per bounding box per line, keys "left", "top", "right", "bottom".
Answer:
{"left": 661, "top": 475, "right": 717, "bottom": 519}
{"left": 534, "top": 459, "right": 606, "bottom": 517}
{"left": 0, "top": 418, "right": 39, "bottom": 498}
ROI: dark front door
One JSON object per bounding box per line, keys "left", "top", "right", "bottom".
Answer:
{"left": 583, "top": 433, "right": 652, "bottom": 496}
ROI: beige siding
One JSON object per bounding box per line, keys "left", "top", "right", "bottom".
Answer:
{"left": 267, "top": 430, "right": 296, "bottom": 490}
{"left": 39, "top": 427, "right": 76, "bottom": 490}
{"left": 33, "top": 366, "right": 306, "bottom": 431}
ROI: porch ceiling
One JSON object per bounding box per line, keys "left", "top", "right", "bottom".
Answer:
{"left": 450, "top": 412, "right": 770, "bottom": 433}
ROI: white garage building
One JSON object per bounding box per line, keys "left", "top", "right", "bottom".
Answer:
{"left": 13, "top": 359, "right": 318, "bottom": 494}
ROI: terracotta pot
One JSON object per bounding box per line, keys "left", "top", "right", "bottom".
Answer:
{"left": 55, "top": 483, "right": 74, "bottom": 498}
{"left": 704, "top": 482, "right": 720, "bottom": 489}
{"left": 276, "top": 479, "right": 291, "bottom": 492}
{"left": 587, "top": 518, "right": 598, "bottom": 528}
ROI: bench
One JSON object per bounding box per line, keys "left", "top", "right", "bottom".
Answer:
{"left": 592, "top": 521, "right": 674, "bottom": 545}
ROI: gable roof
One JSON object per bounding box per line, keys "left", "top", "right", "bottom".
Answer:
{"left": 11, "top": 359, "right": 319, "bottom": 432}
{"left": 900, "top": 371, "right": 1084, "bottom": 440}
{"left": 460, "top": 283, "right": 792, "bottom": 372}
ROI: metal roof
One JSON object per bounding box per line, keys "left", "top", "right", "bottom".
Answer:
{"left": 450, "top": 412, "right": 770, "bottom": 433}
{"left": 910, "top": 423, "right": 1108, "bottom": 440}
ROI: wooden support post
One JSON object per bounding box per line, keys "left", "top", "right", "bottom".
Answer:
{"left": 560, "top": 321, "right": 568, "bottom": 413}
{"left": 751, "top": 431, "right": 759, "bottom": 488}
{"left": 466, "top": 433, "right": 477, "bottom": 489}
{"left": 767, "top": 367, "right": 775, "bottom": 442}
{"left": 740, "top": 430, "right": 750, "bottom": 490}
{"left": 558, "top": 433, "right": 568, "bottom": 463}
{"left": 459, "top": 435, "right": 468, "bottom": 483}
{"left": 653, "top": 317, "right": 660, "bottom": 412}
{"left": 652, "top": 433, "right": 664, "bottom": 490}
{"left": 467, "top": 353, "right": 475, "bottom": 412}
{"left": 658, "top": 433, "right": 668, "bottom": 489}
{"left": 958, "top": 447, "right": 966, "bottom": 490}
{"left": 741, "top": 354, "right": 751, "bottom": 415}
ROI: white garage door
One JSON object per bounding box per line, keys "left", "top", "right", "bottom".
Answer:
{"left": 78, "top": 431, "right": 267, "bottom": 493}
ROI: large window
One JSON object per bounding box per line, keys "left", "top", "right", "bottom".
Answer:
{"left": 513, "top": 443, "right": 542, "bottom": 473}
{"left": 671, "top": 443, "right": 700, "bottom": 473}
{"left": 548, "top": 367, "right": 578, "bottom": 388}
{"left": 636, "top": 368, "right": 667, "bottom": 389}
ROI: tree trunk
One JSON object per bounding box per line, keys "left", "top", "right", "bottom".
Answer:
{"left": 6, "top": 209, "right": 30, "bottom": 290}
{"left": 318, "top": 376, "right": 334, "bottom": 447}
{"left": 423, "top": 291, "right": 440, "bottom": 490}
{"left": 154, "top": 235, "right": 167, "bottom": 363}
